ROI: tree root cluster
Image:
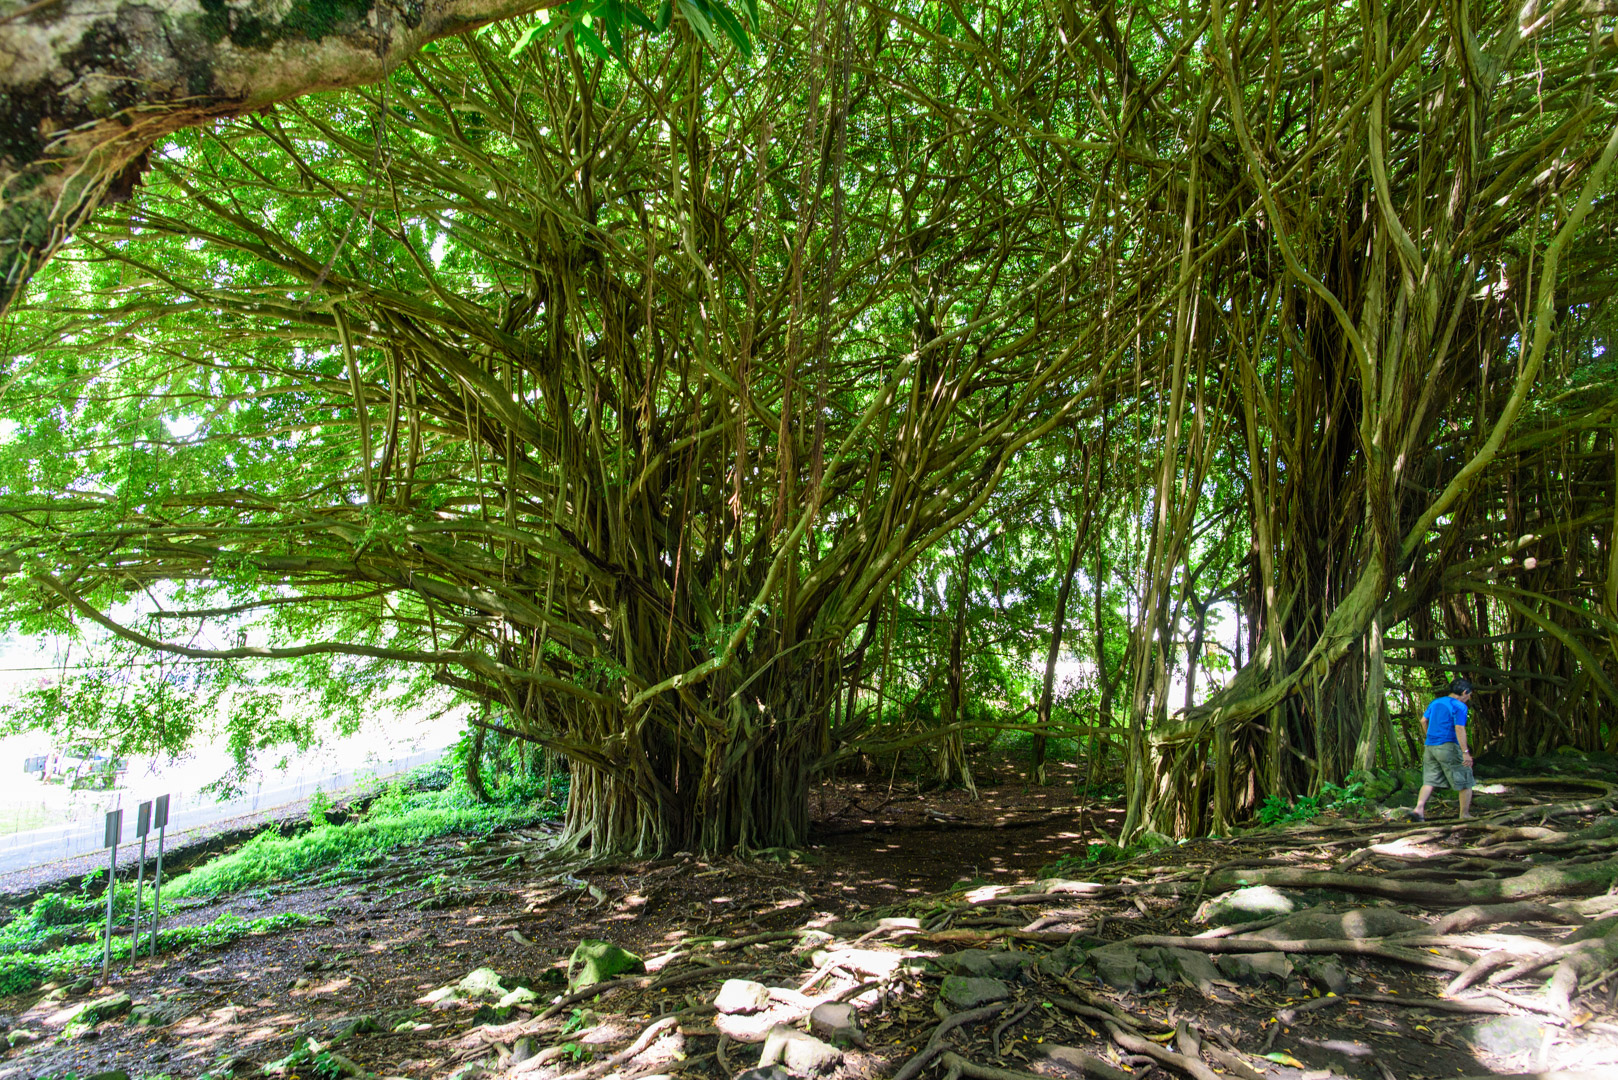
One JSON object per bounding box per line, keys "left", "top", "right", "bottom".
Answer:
{"left": 427, "top": 787, "right": 1618, "bottom": 1079}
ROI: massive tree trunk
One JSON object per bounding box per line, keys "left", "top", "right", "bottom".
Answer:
{"left": 0, "top": 0, "right": 558, "bottom": 313}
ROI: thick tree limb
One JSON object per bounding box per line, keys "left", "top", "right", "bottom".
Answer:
{"left": 0, "top": 0, "right": 561, "bottom": 313}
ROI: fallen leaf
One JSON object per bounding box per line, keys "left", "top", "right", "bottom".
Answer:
{"left": 1264, "top": 1051, "right": 1307, "bottom": 1068}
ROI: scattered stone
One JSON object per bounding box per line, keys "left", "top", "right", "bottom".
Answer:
{"left": 458, "top": 967, "right": 510, "bottom": 999}
{"left": 507, "top": 929, "right": 537, "bottom": 946}
{"left": 1297, "top": 957, "right": 1351, "bottom": 994}
{"left": 309, "top": 1014, "right": 382, "bottom": 1042}
{"left": 1468, "top": 1015, "right": 1546, "bottom": 1056}
{"left": 446, "top": 1063, "right": 494, "bottom": 1080}
{"left": 128, "top": 998, "right": 196, "bottom": 1028}
{"left": 1085, "top": 944, "right": 1149, "bottom": 990}
{"left": 1216, "top": 952, "right": 1294, "bottom": 987}
{"left": 471, "top": 1003, "right": 515, "bottom": 1025}
{"left": 716, "top": 1010, "right": 783, "bottom": 1042}
{"left": 290, "top": 977, "right": 314, "bottom": 991}
{"left": 53, "top": 991, "right": 132, "bottom": 1028}
{"left": 568, "top": 939, "right": 645, "bottom": 992}
{"left": 1252, "top": 907, "right": 1425, "bottom": 941}
{"left": 1197, "top": 886, "right": 1297, "bottom": 927}
{"left": 715, "top": 979, "right": 774, "bottom": 1015}
{"left": 5, "top": 1029, "right": 40, "bottom": 1048}
{"left": 938, "top": 975, "right": 1012, "bottom": 1008}
{"left": 809, "top": 1002, "right": 866, "bottom": 1047}
{"left": 497, "top": 986, "right": 539, "bottom": 1010}
{"left": 758, "top": 1025, "right": 843, "bottom": 1074}
{"left": 936, "top": 948, "right": 1030, "bottom": 978}
{"left": 1034, "top": 942, "right": 1087, "bottom": 978}
{"left": 421, "top": 985, "right": 463, "bottom": 1008}
{"left": 511, "top": 1036, "right": 536, "bottom": 1063}
{"left": 1086, "top": 945, "right": 1230, "bottom": 994}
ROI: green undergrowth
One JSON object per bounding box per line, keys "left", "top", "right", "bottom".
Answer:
{"left": 165, "top": 775, "right": 553, "bottom": 900}
{"left": 1037, "top": 830, "right": 1175, "bottom": 879}
{"left": 0, "top": 906, "right": 321, "bottom": 996}
{"left": 1257, "top": 779, "right": 1371, "bottom": 826}
{"left": 0, "top": 757, "right": 561, "bottom": 997}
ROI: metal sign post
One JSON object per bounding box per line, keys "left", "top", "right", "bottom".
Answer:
{"left": 130, "top": 800, "right": 151, "bottom": 968}
{"left": 101, "top": 809, "right": 122, "bottom": 982}
{"left": 149, "top": 795, "right": 169, "bottom": 956}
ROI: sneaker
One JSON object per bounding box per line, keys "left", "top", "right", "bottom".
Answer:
{"left": 1409, "top": 810, "right": 1425, "bottom": 822}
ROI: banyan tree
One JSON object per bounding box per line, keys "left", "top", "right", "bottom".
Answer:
{"left": 1108, "top": 0, "right": 1618, "bottom": 837}
{"left": 2, "top": 0, "right": 1617, "bottom": 853}
{"left": 0, "top": 2, "right": 1127, "bottom": 854}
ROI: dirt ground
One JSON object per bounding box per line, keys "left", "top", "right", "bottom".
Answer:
{"left": 2, "top": 753, "right": 1615, "bottom": 1080}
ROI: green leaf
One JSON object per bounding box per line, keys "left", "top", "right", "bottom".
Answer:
{"left": 623, "top": 2, "right": 657, "bottom": 32}
{"left": 602, "top": 0, "right": 626, "bottom": 55}
{"left": 654, "top": 0, "right": 672, "bottom": 32}
{"left": 1264, "top": 1052, "right": 1307, "bottom": 1068}
{"left": 508, "top": 23, "right": 549, "bottom": 59}
{"left": 675, "top": 0, "right": 718, "bottom": 48}
{"left": 572, "top": 23, "right": 613, "bottom": 61}
{"left": 708, "top": 1, "right": 751, "bottom": 57}
{"left": 739, "top": 0, "right": 759, "bottom": 31}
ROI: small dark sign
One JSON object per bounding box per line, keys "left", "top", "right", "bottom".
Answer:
{"left": 23, "top": 756, "right": 46, "bottom": 774}
{"left": 103, "top": 809, "right": 123, "bottom": 848}
{"left": 153, "top": 794, "right": 170, "bottom": 830}
{"left": 135, "top": 801, "right": 152, "bottom": 837}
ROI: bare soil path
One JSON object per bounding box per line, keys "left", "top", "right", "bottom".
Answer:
{"left": 2, "top": 756, "right": 1616, "bottom": 1080}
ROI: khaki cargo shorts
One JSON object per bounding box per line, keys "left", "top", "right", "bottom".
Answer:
{"left": 1422, "top": 742, "right": 1473, "bottom": 791}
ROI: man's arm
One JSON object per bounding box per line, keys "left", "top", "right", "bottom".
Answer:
{"left": 1455, "top": 716, "right": 1471, "bottom": 760}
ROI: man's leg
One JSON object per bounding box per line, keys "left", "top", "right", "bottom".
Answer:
{"left": 1458, "top": 788, "right": 1472, "bottom": 818}
{"left": 1414, "top": 784, "right": 1435, "bottom": 817}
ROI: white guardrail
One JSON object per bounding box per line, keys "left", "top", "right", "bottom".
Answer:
{"left": 0, "top": 745, "right": 453, "bottom": 875}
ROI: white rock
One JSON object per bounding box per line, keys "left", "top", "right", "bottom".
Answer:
{"left": 714, "top": 978, "right": 773, "bottom": 1015}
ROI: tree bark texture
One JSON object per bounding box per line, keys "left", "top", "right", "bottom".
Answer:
{"left": 0, "top": 0, "right": 557, "bottom": 312}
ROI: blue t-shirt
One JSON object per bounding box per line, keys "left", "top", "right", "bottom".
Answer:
{"left": 1424, "top": 696, "right": 1468, "bottom": 745}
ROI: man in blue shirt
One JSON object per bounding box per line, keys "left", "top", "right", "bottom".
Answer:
{"left": 1413, "top": 678, "right": 1474, "bottom": 821}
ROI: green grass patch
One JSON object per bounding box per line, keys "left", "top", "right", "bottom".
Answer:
{"left": 0, "top": 758, "right": 561, "bottom": 997}
{"left": 165, "top": 780, "right": 550, "bottom": 900}
{"left": 0, "top": 908, "right": 323, "bottom": 996}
